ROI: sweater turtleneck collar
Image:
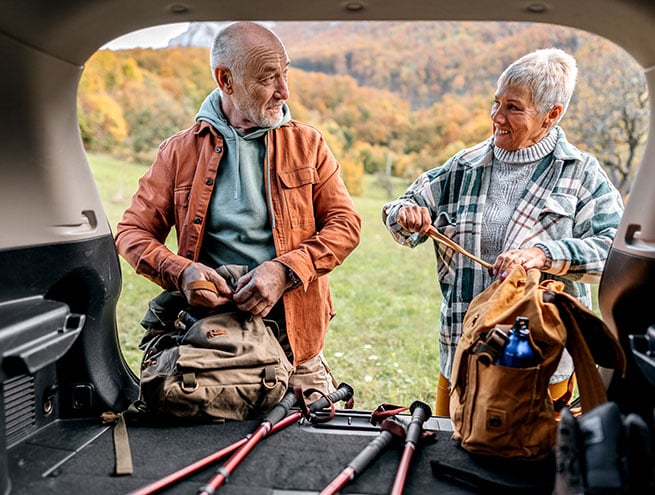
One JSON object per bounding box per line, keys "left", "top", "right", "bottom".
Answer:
{"left": 493, "top": 126, "right": 560, "bottom": 165}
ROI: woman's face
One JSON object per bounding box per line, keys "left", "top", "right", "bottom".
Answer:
{"left": 490, "top": 84, "right": 550, "bottom": 150}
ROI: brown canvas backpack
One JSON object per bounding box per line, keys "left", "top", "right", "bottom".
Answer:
{"left": 136, "top": 264, "right": 293, "bottom": 421}
{"left": 449, "top": 266, "right": 625, "bottom": 459}
{"left": 139, "top": 309, "right": 293, "bottom": 420}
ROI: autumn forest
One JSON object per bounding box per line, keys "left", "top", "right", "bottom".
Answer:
{"left": 78, "top": 21, "right": 648, "bottom": 197}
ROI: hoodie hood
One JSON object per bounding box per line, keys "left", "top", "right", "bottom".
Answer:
{"left": 193, "top": 89, "right": 290, "bottom": 268}
{"left": 195, "top": 88, "right": 291, "bottom": 139}
{"left": 195, "top": 89, "right": 291, "bottom": 202}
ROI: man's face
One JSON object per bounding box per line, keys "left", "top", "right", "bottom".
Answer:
{"left": 229, "top": 42, "right": 290, "bottom": 131}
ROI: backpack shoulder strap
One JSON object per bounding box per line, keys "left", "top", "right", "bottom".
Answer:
{"left": 562, "top": 310, "right": 607, "bottom": 412}
{"left": 552, "top": 292, "right": 625, "bottom": 412}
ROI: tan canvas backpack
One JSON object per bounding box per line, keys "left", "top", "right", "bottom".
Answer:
{"left": 449, "top": 266, "right": 625, "bottom": 459}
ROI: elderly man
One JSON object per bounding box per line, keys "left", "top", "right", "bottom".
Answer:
{"left": 116, "top": 21, "right": 361, "bottom": 394}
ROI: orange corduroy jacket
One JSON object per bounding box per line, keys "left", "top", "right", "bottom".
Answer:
{"left": 116, "top": 120, "right": 361, "bottom": 365}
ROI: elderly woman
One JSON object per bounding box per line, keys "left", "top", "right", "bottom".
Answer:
{"left": 382, "top": 48, "right": 624, "bottom": 415}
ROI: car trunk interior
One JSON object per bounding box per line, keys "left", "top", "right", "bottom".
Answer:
{"left": 6, "top": 409, "right": 553, "bottom": 494}
{"left": 2, "top": 0, "right": 655, "bottom": 494}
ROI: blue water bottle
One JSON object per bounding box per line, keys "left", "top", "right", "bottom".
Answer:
{"left": 496, "top": 316, "right": 538, "bottom": 368}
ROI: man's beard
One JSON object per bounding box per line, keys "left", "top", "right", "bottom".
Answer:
{"left": 236, "top": 98, "right": 284, "bottom": 129}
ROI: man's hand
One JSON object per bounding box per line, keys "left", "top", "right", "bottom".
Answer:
{"left": 397, "top": 205, "right": 433, "bottom": 235}
{"left": 232, "top": 261, "right": 287, "bottom": 317}
{"left": 179, "top": 262, "right": 233, "bottom": 307}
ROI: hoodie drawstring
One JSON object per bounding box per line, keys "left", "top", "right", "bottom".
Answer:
{"left": 232, "top": 127, "right": 241, "bottom": 200}
{"left": 265, "top": 132, "right": 275, "bottom": 229}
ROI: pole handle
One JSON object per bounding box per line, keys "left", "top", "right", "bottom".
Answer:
{"left": 262, "top": 390, "right": 297, "bottom": 425}
{"left": 405, "top": 400, "right": 432, "bottom": 446}
{"left": 309, "top": 382, "right": 354, "bottom": 413}
{"left": 390, "top": 401, "right": 432, "bottom": 495}
{"left": 348, "top": 430, "right": 395, "bottom": 473}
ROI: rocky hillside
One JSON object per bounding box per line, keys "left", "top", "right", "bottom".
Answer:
{"left": 169, "top": 20, "right": 585, "bottom": 108}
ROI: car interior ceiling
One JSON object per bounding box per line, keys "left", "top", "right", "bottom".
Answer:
{"left": 1, "top": 0, "right": 655, "bottom": 494}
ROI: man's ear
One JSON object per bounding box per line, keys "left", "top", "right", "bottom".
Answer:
{"left": 215, "top": 67, "right": 233, "bottom": 94}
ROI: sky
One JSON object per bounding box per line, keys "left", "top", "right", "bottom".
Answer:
{"left": 103, "top": 22, "right": 190, "bottom": 50}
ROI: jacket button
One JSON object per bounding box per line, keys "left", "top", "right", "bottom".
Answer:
{"left": 488, "top": 416, "right": 502, "bottom": 428}
{"left": 186, "top": 251, "right": 193, "bottom": 259}
{"left": 205, "top": 178, "right": 213, "bottom": 185}
{"left": 215, "top": 147, "right": 222, "bottom": 153}
{"left": 194, "top": 217, "right": 202, "bottom": 224}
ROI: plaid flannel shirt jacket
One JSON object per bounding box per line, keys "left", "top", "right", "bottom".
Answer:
{"left": 382, "top": 127, "right": 624, "bottom": 380}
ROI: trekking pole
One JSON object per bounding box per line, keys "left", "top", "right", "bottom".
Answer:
{"left": 127, "top": 417, "right": 305, "bottom": 495}
{"left": 319, "top": 417, "right": 406, "bottom": 495}
{"left": 196, "top": 390, "right": 296, "bottom": 495}
{"left": 390, "top": 400, "right": 432, "bottom": 495}
{"left": 129, "top": 383, "right": 353, "bottom": 495}
{"left": 126, "top": 438, "right": 248, "bottom": 495}
{"left": 126, "top": 391, "right": 295, "bottom": 495}
{"left": 198, "top": 382, "right": 355, "bottom": 495}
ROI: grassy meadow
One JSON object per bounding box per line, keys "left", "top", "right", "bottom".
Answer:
{"left": 89, "top": 153, "right": 441, "bottom": 410}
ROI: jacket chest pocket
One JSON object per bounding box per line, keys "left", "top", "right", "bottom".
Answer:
{"left": 279, "top": 167, "right": 317, "bottom": 229}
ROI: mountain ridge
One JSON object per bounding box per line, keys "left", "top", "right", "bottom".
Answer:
{"left": 168, "top": 20, "right": 585, "bottom": 108}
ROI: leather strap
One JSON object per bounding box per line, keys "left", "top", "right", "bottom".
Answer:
{"left": 293, "top": 385, "right": 338, "bottom": 424}
{"left": 181, "top": 372, "right": 199, "bottom": 392}
{"left": 262, "top": 365, "right": 278, "bottom": 390}
{"left": 186, "top": 280, "right": 218, "bottom": 292}
{"left": 554, "top": 292, "right": 609, "bottom": 412}
{"left": 370, "top": 403, "right": 409, "bottom": 426}
{"left": 112, "top": 413, "right": 133, "bottom": 475}
{"left": 380, "top": 417, "right": 407, "bottom": 440}
{"left": 101, "top": 402, "right": 150, "bottom": 477}
{"left": 426, "top": 225, "right": 493, "bottom": 269}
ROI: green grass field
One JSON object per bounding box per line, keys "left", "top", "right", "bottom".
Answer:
{"left": 89, "top": 153, "right": 441, "bottom": 410}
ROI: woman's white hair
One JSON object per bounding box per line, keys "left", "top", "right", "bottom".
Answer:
{"left": 497, "top": 47, "right": 578, "bottom": 122}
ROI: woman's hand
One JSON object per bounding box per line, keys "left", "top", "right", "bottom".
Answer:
{"left": 493, "top": 247, "right": 549, "bottom": 279}
{"left": 397, "top": 205, "right": 433, "bottom": 235}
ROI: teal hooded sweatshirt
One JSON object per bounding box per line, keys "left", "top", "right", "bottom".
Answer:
{"left": 195, "top": 89, "right": 292, "bottom": 270}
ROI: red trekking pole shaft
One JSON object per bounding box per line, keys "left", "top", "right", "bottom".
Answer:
{"left": 130, "top": 383, "right": 353, "bottom": 495}
{"left": 390, "top": 401, "right": 432, "bottom": 495}
{"left": 320, "top": 418, "right": 402, "bottom": 495}
{"left": 127, "top": 440, "right": 245, "bottom": 495}
{"left": 127, "top": 413, "right": 299, "bottom": 495}
{"left": 199, "top": 382, "right": 355, "bottom": 495}
{"left": 320, "top": 465, "right": 357, "bottom": 495}
{"left": 197, "top": 391, "right": 297, "bottom": 495}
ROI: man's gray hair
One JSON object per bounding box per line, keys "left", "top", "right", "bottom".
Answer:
{"left": 210, "top": 23, "right": 247, "bottom": 84}
{"left": 497, "top": 47, "right": 578, "bottom": 122}
{"left": 209, "top": 22, "right": 283, "bottom": 84}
